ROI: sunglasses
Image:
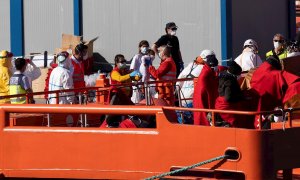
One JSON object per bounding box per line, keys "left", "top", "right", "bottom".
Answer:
{"left": 171, "top": 27, "right": 177, "bottom": 31}
{"left": 273, "top": 40, "right": 284, "bottom": 43}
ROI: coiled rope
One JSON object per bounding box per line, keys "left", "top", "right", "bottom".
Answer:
{"left": 145, "top": 154, "right": 229, "bottom": 180}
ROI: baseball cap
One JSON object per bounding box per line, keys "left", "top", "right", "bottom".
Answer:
{"left": 243, "top": 39, "right": 258, "bottom": 50}
{"left": 166, "top": 22, "right": 178, "bottom": 29}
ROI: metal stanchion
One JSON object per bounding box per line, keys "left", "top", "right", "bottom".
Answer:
{"left": 44, "top": 51, "right": 48, "bottom": 68}
{"left": 144, "top": 82, "right": 150, "bottom": 106}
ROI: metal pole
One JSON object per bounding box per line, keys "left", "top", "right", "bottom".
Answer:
{"left": 145, "top": 83, "right": 150, "bottom": 105}
{"left": 78, "top": 93, "right": 83, "bottom": 127}
{"left": 211, "top": 112, "right": 215, "bottom": 126}
{"left": 177, "top": 85, "right": 183, "bottom": 107}
{"left": 44, "top": 51, "right": 48, "bottom": 68}
{"left": 46, "top": 100, "right": 51, "bottom": 127}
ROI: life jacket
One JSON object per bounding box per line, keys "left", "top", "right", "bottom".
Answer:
{"left": 158, "top": 58, "right": 177, "bottom": 80}
{"left": 71, "top": 58, "right": 85, "bottom": 90}
{"left": 266, "top": 49, "right": 288, "bottom": 60}
{"left": 9, "top": 74, "right": 27, "bottom": 104}
{"left": 110, "top": 67, "right": 132, "bottom": 97}
{"left": 156, "top": 58, "right": 177, "bottom": 105}
{"left": 82, "top": 56, "right": 94, "bottom": 75}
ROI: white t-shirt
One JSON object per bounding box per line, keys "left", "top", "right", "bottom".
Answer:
{"left": 140, "top": 55, "right": 154, "bottom": 83}
{"left": 130, "top": 54, "right": 143, "bottom": 71}
{"left": 234, "top": 47, "right": 262, "bottom": 71}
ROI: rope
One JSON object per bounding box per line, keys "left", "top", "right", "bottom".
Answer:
{"left": 144, "top": 154, "right": 228, "bottom": 180}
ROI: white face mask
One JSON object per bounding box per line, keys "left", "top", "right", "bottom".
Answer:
{"left": 57, "top": 56, "right": 66, "bottom": 63}
{"left": 118, "top": 63, "right": 127, "bottom": 69}
{"left": 274, "top": 41, "right": 281, "bottom": 49}
{"left": 141, "top": 47, "right": 148, "bottom": 54}
{"left": 170, "top": 31, "right": 176, "bottom": 36}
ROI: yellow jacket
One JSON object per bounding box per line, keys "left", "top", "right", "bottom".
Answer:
{"left": 0, "top": 59, "right": 11, "bottom": 103}
{"left": 266, "top": 49, "right": 288, "bottom": 60}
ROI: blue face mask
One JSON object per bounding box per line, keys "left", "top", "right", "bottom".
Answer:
{"left": 141, "top": 47, "right": 148, "bottom": 54}
{"left": 118, "top": 63, "right": 127, "bottom": 69}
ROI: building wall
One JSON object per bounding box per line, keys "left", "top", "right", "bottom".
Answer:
{"left": 23, "top": 0, "right": 74, "bottom": 55}
{"left": 5, "top": 0, "right": 294, "bottom": 66}
{"left": 0, "top": 0, "right": 11, "bottom": 51}
{"left": 231, "top": 0, "right": 290, "bottom": 60}
{"left": 82, "top": 0, "right": 221, "bottom": 66}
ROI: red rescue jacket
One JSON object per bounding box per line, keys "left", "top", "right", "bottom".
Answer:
{"left": 72, "top": 58, "right": 85, "bottom": 89}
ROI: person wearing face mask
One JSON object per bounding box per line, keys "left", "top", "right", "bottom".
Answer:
{"left": 110, "top": 54, "right": 142, "bottom": 99}
{"left": 48, "top": 51, "right": 75, "bottom": 104}
{"left": 152, "top": 22, "right": 183, "bottom": 77}
{"left": 266, "top": 34, "right": 288, "bottom": 60}
{"left": 0, "top": 50, "right": 13, "bottom": 104}
{"left": 176, "top": 54, "right": 205, "bottom": 109}
{"left": 130, "top": 40, "right": 150, "bottom": 103}
{"left": 105, "top": 54, "right": 142, "bottom": 127}
{"left": 234, "top": 39, "right": 262, "bottom": 72}
{"left": 193, "top": 50, "right": 227, "bottom": 126}
{"left": 70, "top": 43, "right": 88, "bottom": 89}
{"left": 148, "top": 45, "right": 177, "bottom": 105}
{"left": 140, "top": 50, "right": 157, "bottom": 99}
{"left": 140, "top": 49, "right": 155, "bottom": 83}
{"left": 175, "top": 54, "right": 205, "bottom": 124}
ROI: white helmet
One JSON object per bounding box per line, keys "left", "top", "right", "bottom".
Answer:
{"left": 200, "top": 49, "right": 215, "bottom": 61}
{"left": 243, "top": 39, "right": 258, "bottom": 50}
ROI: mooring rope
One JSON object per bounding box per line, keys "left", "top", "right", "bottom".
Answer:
{"left": 144, "top": 154, "right": 229, "bottom": 180}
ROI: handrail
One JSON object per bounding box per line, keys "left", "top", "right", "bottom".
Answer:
{"left": 0, "top": 87, "right": 110, "bottom": 100}
{"left": 162, "top": 106, "right": 299, "bottom": 115}
{"left": 0, "top": 78, "right": 194, "bottom": 100}
{"left": 163, "top": 106, "right": 300, "bottom": 129}
{"left": 0, "top": 77, "right": 194, "bottom": 106}
{"left": 0, "top": 104, "right": 161, "bottom": 115}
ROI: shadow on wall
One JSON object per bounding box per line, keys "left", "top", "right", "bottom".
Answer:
{"left": 92, "top": 53, "right": 113, "bottom": 73}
